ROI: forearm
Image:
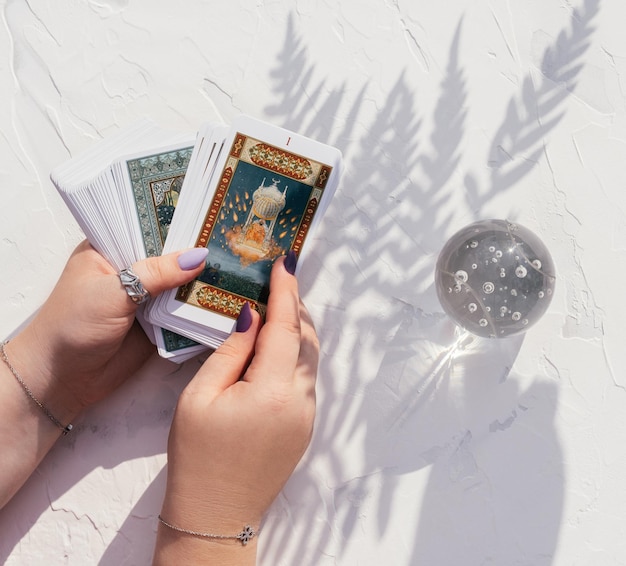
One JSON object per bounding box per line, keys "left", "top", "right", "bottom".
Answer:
{"left": 0, "top": 332, "right": 80, "bottom": 509}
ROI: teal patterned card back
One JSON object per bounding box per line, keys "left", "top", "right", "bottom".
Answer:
{"left": 127, "top": 147, "right": 201, "bottom": 352}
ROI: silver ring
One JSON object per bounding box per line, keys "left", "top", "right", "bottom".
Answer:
{"left": 119, "top": 268, "right": 150, "bottom": 305}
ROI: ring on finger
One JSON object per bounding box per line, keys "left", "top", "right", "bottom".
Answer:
{"left": 119, "top": 267, "right": 150, "bottom": 305}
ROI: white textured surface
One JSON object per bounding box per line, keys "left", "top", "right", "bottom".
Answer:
{"left": 0, "top": 0, "right": 624, "bottom": 564}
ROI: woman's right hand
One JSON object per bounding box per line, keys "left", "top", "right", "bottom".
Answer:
{"left": 153, "top": 254, "right": 319, "bottom": 565}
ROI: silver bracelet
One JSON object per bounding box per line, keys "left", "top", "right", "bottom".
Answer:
{"left": 0, "top": 340, "right": 73, "bottom": 435}
{"left": 157, "top": 514, "right": 258, "bottom": 546}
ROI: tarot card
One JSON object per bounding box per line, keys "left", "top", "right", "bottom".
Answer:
{"left": 150, "top": 124, "right": 228, "bottom": 358}
{"left": 114, "top": 142, "right": 212, "bottom": 358}
{"left": 52, "top": 120, "right": 193, "bottom": 271}
{"left": 160, "top": 123, "right": 229, "bottom": 255}
{"left": 147, "top": 115, "right": 342, "bottom": 346}
{"left": 51, "top": 121, "right": 225, "bottom": 360}
{"left": 120, "top": 143, "right": 193, "bottom": 257}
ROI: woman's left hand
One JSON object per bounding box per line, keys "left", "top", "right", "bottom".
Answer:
{"left": 5, "top": 240, "right": 208, "bottom": 422}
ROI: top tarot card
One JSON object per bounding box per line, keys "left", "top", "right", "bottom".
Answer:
{"left": 175, "top": 133, "right": 334, "bottom": 318}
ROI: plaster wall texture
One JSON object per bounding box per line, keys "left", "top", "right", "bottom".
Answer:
{"left": 0, "top": 0, "right": 624, "bottom": 564}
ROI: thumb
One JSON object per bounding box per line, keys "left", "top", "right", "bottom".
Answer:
{"left": 132, "top": 247, "right": 209, "bottom": 296}
{"left": 184, "top": 303, "right": 262, "bottom": 399}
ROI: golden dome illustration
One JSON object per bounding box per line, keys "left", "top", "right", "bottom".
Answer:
{"left": 251, "top": 179, "right": 286, "bottom": 220}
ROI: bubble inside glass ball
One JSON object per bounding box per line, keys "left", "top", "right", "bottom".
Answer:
{"left": 435, "top": 219, "right": 556, "bottom": 338}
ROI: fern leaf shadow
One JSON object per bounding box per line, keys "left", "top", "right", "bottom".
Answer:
{"left": 258, "top": 2, "right": 599, "bottom": 564}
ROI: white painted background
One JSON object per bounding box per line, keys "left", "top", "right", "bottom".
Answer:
{"left": 0, "top": 0, "right": 623, "bottom": 564}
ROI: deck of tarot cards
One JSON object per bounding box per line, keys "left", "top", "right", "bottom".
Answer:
{"left": 51, "top": 116, "right": 342, "bottom": 363}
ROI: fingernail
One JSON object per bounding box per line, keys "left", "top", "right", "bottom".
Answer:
{"left": 236, "top": 302, "right": 253, "bottom": 333}
{"left": 284, "top": 250, "right": 297, "bottom": 275}
{"left": 177, "top": 248, "right": 209, "bottom": 270}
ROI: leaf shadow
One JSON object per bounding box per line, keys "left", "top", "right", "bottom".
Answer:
{"left": 18, "top": 2, "right": 600, "bottom": 563}
{"left": 257, "top": 2, "right": 599, "bottom": 564}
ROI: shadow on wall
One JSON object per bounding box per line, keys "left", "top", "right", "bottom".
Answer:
{"left": 259, "top": 1, "right": 599, "bottom": 564}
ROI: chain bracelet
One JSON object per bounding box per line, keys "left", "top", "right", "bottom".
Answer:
{"left": 0, "top": 340, "right": 73, "bottom": 435}
{"left": 158, "top": 515, "right": 258, "bottom": 546}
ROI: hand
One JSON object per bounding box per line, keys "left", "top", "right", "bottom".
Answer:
{"left": 0, "top": 240, "right": 209, "bottom": 508}
{"left": 154, "top": 254, "right": 319, "bottom": 565}
{"left": 5, "top": 240, "right": 209, "bottom": 422}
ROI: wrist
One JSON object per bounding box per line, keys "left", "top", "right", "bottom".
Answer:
{"left": 154, "top": 496, "right": 259, "bottom": 566}
{"left": 154, "top": 525, "right": 257, "bottom": 566}
{"left": 4, "top": 327, "right": 83, "bottom": 429}
{"left": 0, "top": 335, "right": 77, "bottom": 507}
{"left": 160, "top": 487, "right": 263, "bottom": 540}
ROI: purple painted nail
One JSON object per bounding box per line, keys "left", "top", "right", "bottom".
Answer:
{"left": 284, "top": 250, "right": 297, "bottom": 275}
{"left": 236, "top": 302, "right": 253, "bottom": 333}
{"left": 177, "top": 248, "right": 209, "bottom": 270}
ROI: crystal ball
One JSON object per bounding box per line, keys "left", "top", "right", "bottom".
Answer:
{"left": 435, "top": 219, "right": 556, "bottom": 338}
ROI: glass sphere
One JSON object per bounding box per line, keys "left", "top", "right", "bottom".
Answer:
{"left": 435, "top": 219, "right": 556, "bottom": 338}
